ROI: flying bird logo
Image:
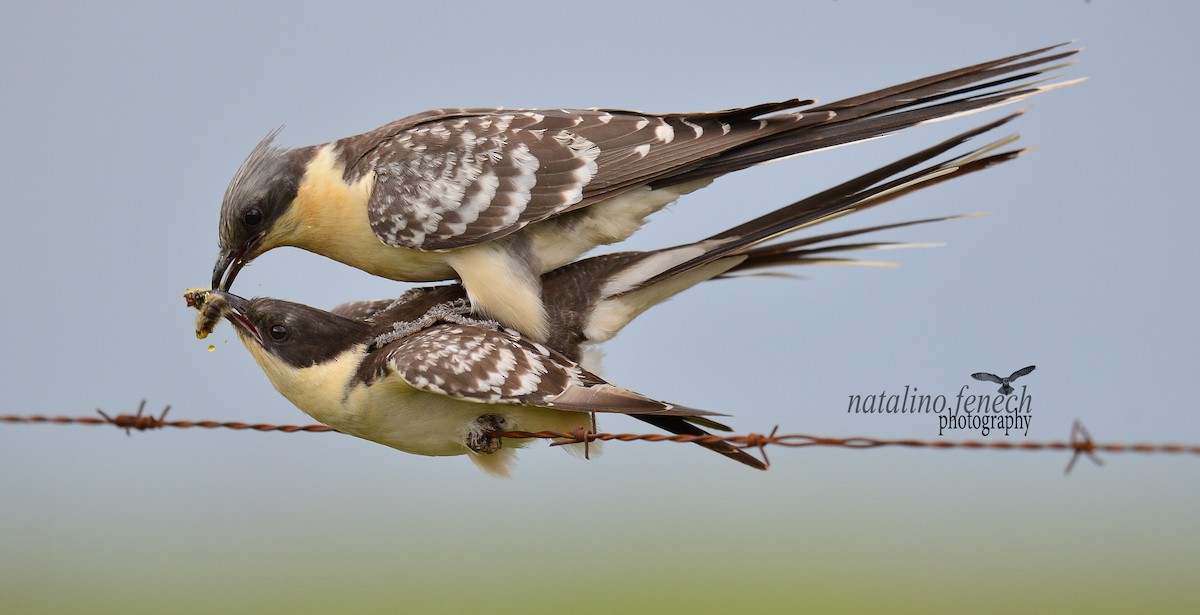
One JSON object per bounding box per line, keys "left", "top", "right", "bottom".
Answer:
{"left": 971, "top": 365, "right": 1036, "bottom": 395}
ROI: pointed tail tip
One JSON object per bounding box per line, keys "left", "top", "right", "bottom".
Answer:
{"left": 744, "top": 453, "right": 769, "bottom": 471}
{"left": 959, "top": 211, "right": 994, "bottom": 219}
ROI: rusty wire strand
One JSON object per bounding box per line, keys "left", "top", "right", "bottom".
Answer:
{"left": 3, "top": 402, "right": 1199, "bottom": 473}
{"left": 1, "top": 406, "right": 337, "bottom": 433}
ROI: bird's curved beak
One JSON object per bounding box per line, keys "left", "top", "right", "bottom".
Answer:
{"left": 220, "top": 292, "right": 261, "bottom": 345}
{"left": 211, "top": 233, "right": 264, "bottom": 291}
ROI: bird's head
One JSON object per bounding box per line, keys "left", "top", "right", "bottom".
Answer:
{"left": 212, "top": 130, "right": 310, "bottom": 291}
{"left": 216, "top": 291, "right": 372, "bottom": 370}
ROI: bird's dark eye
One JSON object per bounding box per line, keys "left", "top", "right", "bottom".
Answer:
{"left": 269, "top": 324, "right": 289, "bottom": 342}
{"left": 243, "top": 207, "right": 264, "bottom": 227}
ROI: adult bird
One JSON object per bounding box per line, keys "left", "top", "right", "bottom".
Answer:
{"left": 194, "top": 118, "right": 1027, "bottom": 475}
{"left": 211, "top": 43, "right": 1080, "bottom": 342}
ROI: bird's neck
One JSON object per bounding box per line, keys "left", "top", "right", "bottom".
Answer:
{"left": 243, "top": 337, "right": 367, "bottom": 422}
{"left": 273, "top": 143, "right": 455, "bottom": 281}
{"left": 276, "top": 143, "right": 376, "bottom": 255}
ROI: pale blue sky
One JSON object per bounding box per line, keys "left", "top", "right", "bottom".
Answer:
{"left": 1, "top": 2, "right": 1196, "bottom": 612}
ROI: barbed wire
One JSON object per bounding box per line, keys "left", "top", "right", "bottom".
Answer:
{"left": 2, "top": 400, "right": 337, "bottom": 434}
{"left": 4, "top": 400, "right": 1199, "bottom": 473}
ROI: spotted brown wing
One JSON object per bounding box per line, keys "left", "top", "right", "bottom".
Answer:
{"left": 367, "top": 320, "right": 724, "bottom": 420}
{"left": 354, "top": 105, "right": 816, "bottom": 251}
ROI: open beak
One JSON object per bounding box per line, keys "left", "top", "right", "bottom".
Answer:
{"left": 211, "top": 233, "right": 263, "bottom": 291}
{"left": 220, "top": 292, "right": 261, "bottom": 344}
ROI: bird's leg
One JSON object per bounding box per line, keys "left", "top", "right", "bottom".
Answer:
{"left": 466, "top": 414, "right": 507, "bottom": 454}
{"left": 446, "top": 237, "right": 549, "bottom": 342}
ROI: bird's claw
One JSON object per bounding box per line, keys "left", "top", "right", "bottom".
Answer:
{"left": 466, "top": 414, "right": 506, "bottom": 454}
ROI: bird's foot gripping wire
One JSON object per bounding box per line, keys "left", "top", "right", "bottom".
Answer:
{"left": 466, "top": 414, "right": 506, "bottom": 454}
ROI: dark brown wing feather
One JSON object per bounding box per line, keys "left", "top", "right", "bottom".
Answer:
{"left": 355, "top": 105, "right": 816, "bottom": 250}
{"left": 366, "top": 321, "right": 724, "bottom": 420}
{"left": 346, "top": 43, "right": 1076, "bottom": 252}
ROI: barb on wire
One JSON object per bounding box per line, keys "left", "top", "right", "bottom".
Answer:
{"left": 1066, "top": 419, "right": 1103, "bottom": 474}
{"left": 3, "top": 400, "right": 1200, "bottom": 472}
{"left": 0, "top": 400, "right": 337, "bottom": 434}
{"left": 97, "top": 399, "right": 171, "bottom": 436}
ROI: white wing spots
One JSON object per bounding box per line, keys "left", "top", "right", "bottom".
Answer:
{"left": 523, "top": 112, "right": 546, "bottom": 123}
{"left": 551, "top": 131, "right": 600, "bottom": 205}
{"left": 681, "top": 118, "right": 704, "bottom": 138}
{"left": 399, "top": 325, "right": 558, "bottom": 400}
{"left": 596, "top": 113, "right": 614, "bottom": 124}
{"left": 371, "top": 116, "right": 561, "bottom": 248}
{"left": 634, "top": 118, "right": 649, "bottom": 130}
{"left": 632, "top": 143, "right": 651, "bottom": 158}
{"left": 374, "top": 129, "right": 494, "bottom": 245}
{"left": 552, "top": 131, "right": 599, "bottom": 156}
{"left": 654, "top": 122, "right": 675, "bottom": 144}
{"left": 447, "top": 170, "right": 499, "bottom": 236}
{"left": 510, "top": 141, "right": 539, "bottom": 173}
{"left": 508, "top": 352, "right": 546, "bottom": 396}
{"left": 474, "top": 345, "right": 519, "bottom": 392}
{"left": 503, "top": 142, "right": 540, "bottom": 225}
{"left": 719, "top": 122, "right": 731, "bottom": 135}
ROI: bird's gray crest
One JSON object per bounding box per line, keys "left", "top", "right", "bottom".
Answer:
{"left": 218, "top": 127, "right": 289, "bottom": 245}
